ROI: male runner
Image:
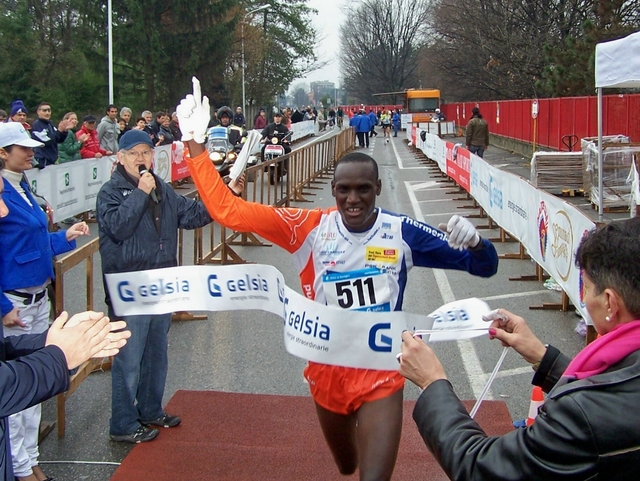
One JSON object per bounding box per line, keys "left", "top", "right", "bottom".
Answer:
{"left": 177, "top": 80, "right": 499, "bottom": 480}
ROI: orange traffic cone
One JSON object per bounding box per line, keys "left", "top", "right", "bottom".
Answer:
{"left": 526, "top": 386, "right": 545, "bottom": 426}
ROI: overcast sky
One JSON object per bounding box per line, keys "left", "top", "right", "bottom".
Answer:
{"left": 301, "top": 0, "right": 346, "bottom": 87}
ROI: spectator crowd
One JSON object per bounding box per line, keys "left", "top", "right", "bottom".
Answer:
{"left": 0, "top": 99, "right": 183, "bottom": 167}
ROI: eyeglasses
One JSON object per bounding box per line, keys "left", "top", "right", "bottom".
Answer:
{"left": 125, "top": 150, "right": 153, "bottom": 159}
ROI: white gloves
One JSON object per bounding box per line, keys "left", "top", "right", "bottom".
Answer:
{"left": 176, "top": 76, "right": 210, "bottom": 144}
{"left": 438, "top": 215, "right": 480, "bottom": 251}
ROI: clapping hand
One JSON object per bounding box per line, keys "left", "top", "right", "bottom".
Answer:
{"left": 438, "top": 215, "right": 480, "bottom": 250}
{"left": 176, "top": 76, "right": 210, "bottom": 144}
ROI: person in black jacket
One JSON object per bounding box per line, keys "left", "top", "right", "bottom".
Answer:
{"left": 96, "top": 129, "right": 212, "bottom": 444}
{"left": 260, "top": 112, "right": 291, "bottom": 160}
{"left": 399, "top": 217, "right": 640, "bottom": 480}
{"left": 30, "top": 102, "right": 71, "bottom": 168}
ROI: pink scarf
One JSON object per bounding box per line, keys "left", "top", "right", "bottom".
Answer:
{"left": 564, "top": 320, "right": 640, "bottom": 379}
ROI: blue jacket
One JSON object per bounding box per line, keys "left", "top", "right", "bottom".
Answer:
{"left": 0, "top": 332, "right": 70, "bottom": 479}
{"left": 31, "top": 119, "right": 68, "bottom": 168}
{"left": 392, "top": 113, "right": 400, "bottom": 127}
{"left": 355, "top": 114, "right": 372, "bottom": 133}
{"left": 368, "top": 112, "right": 377, "bottom": 127}
{"left": 0, "top": 177, "right": 76, "bottom": 317}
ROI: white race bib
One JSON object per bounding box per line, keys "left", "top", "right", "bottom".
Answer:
{"left": 322, "top": 268, "right": 391, "bottom": 312}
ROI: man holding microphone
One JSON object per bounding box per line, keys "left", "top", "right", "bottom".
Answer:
{"left": 96, "top": 130, "right": 212, "bottom": 443}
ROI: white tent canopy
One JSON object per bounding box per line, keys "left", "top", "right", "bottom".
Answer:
{"left": 595, "top": 30, "right": 640, "bottom": 88}
{"left": 594, "top": 30, "right": 640, "bottom": 220}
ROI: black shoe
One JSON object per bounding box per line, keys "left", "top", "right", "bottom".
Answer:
{"left": 143, "top": 412, "right": 181, "bottom": 428}
{"left": 110, "top": 425, "right": 159, "bottom": 443}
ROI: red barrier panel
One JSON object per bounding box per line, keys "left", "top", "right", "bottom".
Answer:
{"left": 443, "top": 94, "right": 640, "bottom": 150}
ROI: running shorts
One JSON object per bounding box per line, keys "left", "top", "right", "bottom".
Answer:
{"left": 304, "top": 362, "right": 404, "bottom": 415}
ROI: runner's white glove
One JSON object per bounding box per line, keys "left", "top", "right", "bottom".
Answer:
{"left": 176, "top": 76, "right": 210, "bottom": 144}
{"left": 439, "top": 215, "right": 480, "bottom": 251}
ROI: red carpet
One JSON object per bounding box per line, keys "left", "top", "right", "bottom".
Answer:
{"left": 111, "top": 390, "right": 513, "bottom": 480}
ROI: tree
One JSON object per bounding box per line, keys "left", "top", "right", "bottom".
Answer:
{"left": 224, "top": 1, "right": 323, "bottom": 110}
{"left": 538, "top": 0, "right": 640, "bottom": 96}
{"left": 338, "top": 0, "right": 430, "bottom": 103}
{"left": 423, "top": 0, "right": 640, "bottom": 101}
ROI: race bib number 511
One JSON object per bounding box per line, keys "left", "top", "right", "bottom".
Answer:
{"left": 322, "top": 268, "right": 391, "bottom": 312}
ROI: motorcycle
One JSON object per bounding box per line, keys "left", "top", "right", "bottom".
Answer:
{"left": 206, "top": 126, "right": 242, "bottom": 177}
{"left": 262, "top": 131, "right": 291, "bottom": 185}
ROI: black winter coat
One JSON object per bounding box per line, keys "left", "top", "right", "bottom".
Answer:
{"left": 97, "top": 167, "right": 211, "bottom": 309}
{"left": 413, "top": 345, "right": 640, "bottom": 480}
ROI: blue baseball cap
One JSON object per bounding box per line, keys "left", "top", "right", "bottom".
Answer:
{"left": 119, "top": 129, "right": 154, "bottom": 150}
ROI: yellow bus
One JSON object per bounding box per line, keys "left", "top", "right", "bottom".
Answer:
{"left": 405, "top": 89, "right": 441, "bottom": 123}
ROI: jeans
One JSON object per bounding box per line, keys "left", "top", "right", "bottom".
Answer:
{"left": 469, "top": 145, "right": 485, "bottom": 158}
{"left": 393, "top": 125, "right": 399, "bottom": 137}
{"left": 110, "top": 313, "right": 172, "bottom": 435}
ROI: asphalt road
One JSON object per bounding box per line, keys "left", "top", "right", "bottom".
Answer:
{"left": 39, "top": 125, "right": 609, "bottom": 480}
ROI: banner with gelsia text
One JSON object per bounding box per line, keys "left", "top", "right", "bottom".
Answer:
{"left": 105, "top": 264, "right": 493, "bottom": 370}
{"left": 445, "top": 141, "right": 471, "bottom": 193}
{"left": 470, "top": 156, "right": 595, "bottom": 323}
{"left": 170, "top": 141, "right": 190, "bottom": 182}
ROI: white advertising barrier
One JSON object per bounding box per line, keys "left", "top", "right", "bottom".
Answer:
{"left": 416, "top": 129, "right": 446, "bottom": 172}
{"left": 105, "top": 264, "right": 492, "bottom": 370}
{"left": 412, "top": 131, "right": 596, "bottom": 323}
{"left": 400, "top": 114, "right": 412, "bottom": 129}
{"left": 470, "top": 156, "right": 595, "bottom": 321}
{"left": 25, "top": 146, "right": 183, "bottom": 222}
{"left": 417, "top": 121, "right": 457, "bottom": 137}
{"left": 153, "top": 145, "right": 172, "bottom": 183}
{"left": 26, "top": 156, "right": 116, "bottom": 223}
{"left": 290, "top": 120, "right": 315, "bottom": 141}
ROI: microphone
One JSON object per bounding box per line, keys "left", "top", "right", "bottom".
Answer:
{"left": 138, "top": 165, "right": 159, "bottom": 203}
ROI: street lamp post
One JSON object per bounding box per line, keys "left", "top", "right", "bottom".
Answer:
{"left": 242, "top": 4, "right": 270, "bottom": 114}
{"left": 108, "top": 0, "right": 114, "bottom": 104}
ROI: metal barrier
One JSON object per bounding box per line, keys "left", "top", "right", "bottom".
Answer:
{"left": 196, "top": 128, "right": 355, "bottom": 265}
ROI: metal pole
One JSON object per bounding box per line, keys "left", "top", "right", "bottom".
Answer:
{"left": 108, "top": 0, "right": 114, "bottom": 104}
{"left": 597, "top": 87, "right": 603, "bottom": 222}
{"left": 241, "top": 20, "right": 246, "bottom": 113}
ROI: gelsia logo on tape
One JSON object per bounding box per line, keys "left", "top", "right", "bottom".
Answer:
{"left": 118, "top": 277, "right": 190, "bottom": 302}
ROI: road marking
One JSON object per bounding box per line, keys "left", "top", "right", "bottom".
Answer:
{"left": 391, "top": 136, "right": 427, "bottom": 170}
{"left": 496, "top": 366, "right": 532, "bottom": 378}
{"left": 406, "top": 181, "right": 488, "bottom": 400}
{"left": 481, "top": 290, "right": 550, "bottom": 302}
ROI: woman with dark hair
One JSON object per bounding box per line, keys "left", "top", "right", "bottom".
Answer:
{"left": 400, "top": 217, "right": 640, "bottom": 480}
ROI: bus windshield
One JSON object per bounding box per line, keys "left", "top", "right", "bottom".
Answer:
{"left": 408, "top": 98, "right": 439, "bottom": 112}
